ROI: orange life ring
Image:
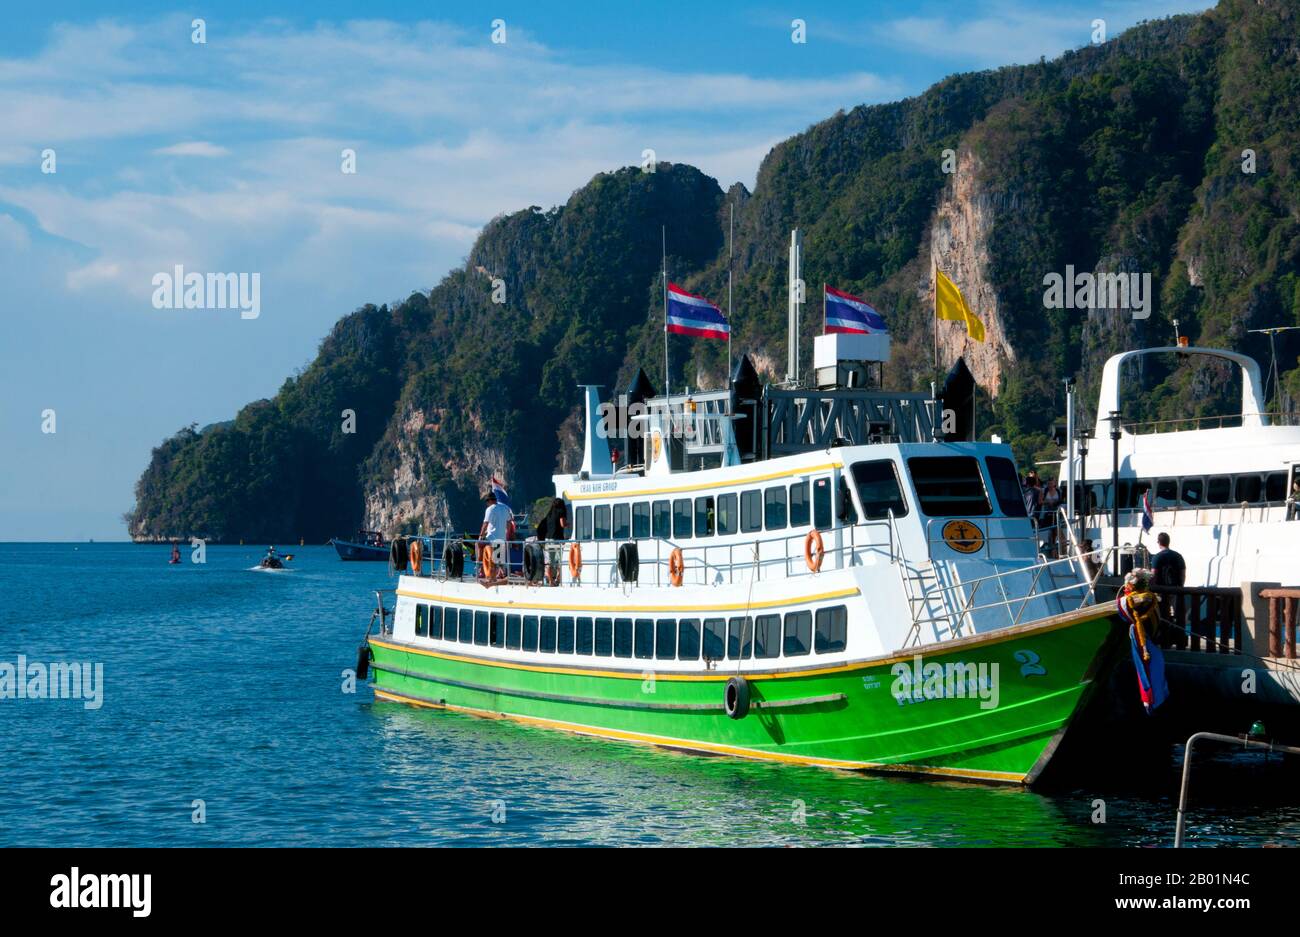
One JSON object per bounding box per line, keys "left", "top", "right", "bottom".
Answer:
{"left": 567, "top": 543, "right": 582, "bottom": 580}
{"left": 480, "top": 543, "right": 495, "bottom": 578}
{"left": 668, "top": 548, "right": 685, "bottom": 587}
{"left": 409, "top": 539, "right": 423, "bottom": 574}
{"left": 804, "top": 529, "right": 825, "bottom": 573}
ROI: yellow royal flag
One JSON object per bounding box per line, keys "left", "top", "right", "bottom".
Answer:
{"left": 935, "top": 269, "right": 985, "bottom": 342}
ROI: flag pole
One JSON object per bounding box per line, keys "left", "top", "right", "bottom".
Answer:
{"left": 663, "top": 225, "right": 669, "bottom": 425}
{"left": 727, "top": 203, "right": 733, "bottom": 382}
{"left": 822, "top": 283, "right": 826, "bottom": 335}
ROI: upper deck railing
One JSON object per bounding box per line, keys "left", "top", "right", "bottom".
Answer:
{"left": 1120, "top": 411, "right": 1299, "bottom": 434}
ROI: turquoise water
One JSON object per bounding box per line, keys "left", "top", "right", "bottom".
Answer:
{"left": 1, "top": 542, "right": 1296, "bottom": 847}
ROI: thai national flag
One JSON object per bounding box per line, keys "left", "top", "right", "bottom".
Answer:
{"left": 490, "top": 476, "right": 512, "bottom": 509}
{"left": 1141, "top": 489, "right": 1154, "bottom": 533}
{"left": 825, "top": 284, "right": 888, "bottom": 334}
{"left": 666, "top": 283, "right": 729, "bottom": 340}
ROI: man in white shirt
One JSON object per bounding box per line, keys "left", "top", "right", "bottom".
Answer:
{"left": 479, "top": 491, "right": 512, "bottom": 580}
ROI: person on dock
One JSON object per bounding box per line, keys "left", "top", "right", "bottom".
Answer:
{"left": 479, "top": 491, "right": 512, "bottom": 581}
{"left": 1152, "top": 533, "right": 1185, "bottom": 588}
{"left": 537, "top": 497, "right": 568, "bottom": 586}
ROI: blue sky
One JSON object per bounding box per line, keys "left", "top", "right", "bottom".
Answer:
{"left": 0, "top": 1, "right": 1209, "bottom": 540}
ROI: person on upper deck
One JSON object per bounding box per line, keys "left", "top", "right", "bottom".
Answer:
{"left": 479, "top": 491, "right": 512, "bottom": 580}
{"left": 537, "top": 497, "right": 568, "bottom": 585}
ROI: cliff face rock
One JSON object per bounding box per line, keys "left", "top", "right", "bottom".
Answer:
{"left": 929, "top": 149, "right": 1015, "bottom": 395}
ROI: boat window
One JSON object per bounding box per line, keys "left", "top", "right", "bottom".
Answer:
{"left": 594, "top": 617, "right": 613, "bottom": 657}
{"left": 575, "top": 506, "right": 592, "bottom": 541}
{"left": 656, "top": 619, "right": 677, "bottom": 660}
{"left": 852, "top": 460, "right": 908, "bottom": 519}
{"left": 838, "top": 475, "right": 858, "bottom": 524}
{"left": 632, "top": 502, "right": 651, "bottom": 539}
{"left": 522, "top": 615, "right": 539, "bottom": 652}
{"left": 695, "top": 496, "right": 715, "bottom": 537}
{"left": 1235, "top": 474, "right": 1262, "bottom": 503}
{"left": 727, "top": 616, "right": 753, "bottom": 659}
{"left": 764, "top": 486, "right": 788, "bottom": 529}
{"left": 474, "top": 610, "right": 489, "bottom": 646}
{"left": 717, "top": 493, "right": 738, "bottom": 535}
{"left": 576, "top": 617, "right": 594, "bottom": 655}
{"left": 1155, "top": 479, "right": 1178, "bottom": 508}
{"left": 1181, "top": 477, "right": 1204, "bottom": 507}
{"left": 672, "top": 498, "right": 693, "bottom": 538}
{"left": 1266, "top": 472, "right": 1287, "bottom": 502}
{"left": 753, "top": 614, "right": 781, "bottom": 659}
{"left": 703, "top": 618, "right": 726, "bottom": 660}
{"left": 677, "top": 618, "right": 701, "bottom": 660}
{"left": 740, "top": 489, "right": 762, "bottom": 532}
{"left": 459, "top": 609, "right": 474, "bottom": 644}
{"left": 540, "top": 616, "right": 557, "bottom": 653}
{"left": 612, "top": 503, "right": 630, "bottom": 540}
{"left": 490, "top": 612, "right": 505, "bottom": 648}
{"left": 429, "top": 606, "right": 443, "bottom": 640}
{"left": 813, "top": 477, "right": 833, "bottom": 530}
{"left": 906, "top": 456, "right": 989, "bottom": 516}
{"left": 1133, "top": 480, "right": 1153, "bottom": 509}
{"left": 594, "top": 504, "right": 611, "bottom": 539}
{"left": 614, "top": 618, "right": 633, "bottom": 658}
{"left": 1206, "top": 476, "right": 1232, "bottom": 505}
{"left": 506, "top": 614, "right": 522, "bottom": 650}
{"left": 415, "top": 604, "right": 428, "bottom": 637}
{"left": 558, "top": 616, "right": 575, "bottom": 654}
{"left": 789, "top": 481, "right": 811, "bottom": 527}
{"left": 985, "top": 457, "right": 1027, "bottom": 517}
{"left": 1117, "top": 480, "right": 1134, "bottom": 510}
{"left": 1085, "top": 482, "right": 1108, "bottom": 512}
{"left": 634, "top": 619, "right": 654, "bottom": 659}
{"left": 652, "top": 500, "right": 671, "bottom": 538}
{"left": 783, "top": 610, "right": 812, "bottom": 657}
{"left": 815, "top": 606, "right": 848, "bottom": 654}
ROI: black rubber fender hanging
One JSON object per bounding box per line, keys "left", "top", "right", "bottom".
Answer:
{"left": 389, "top": 536, "right": 409, "bottom": 572}
{"left": 523, "top": 542, "right": 545, "bottom": 583}
{"left": 442, "top": 542, "right": 464, "bottom": 578}
{"left": 355, "top": 642, "right": 371, "bottom": 681}
{"left": 724, "top": 676, "right": 750, "bottom": 719}
{"left": 617, "top": 542, "right": 640, "bottom": 583}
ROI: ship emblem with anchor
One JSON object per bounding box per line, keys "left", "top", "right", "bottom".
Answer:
{"left": 941, "top": 519, "right": 984, "bottom": 553}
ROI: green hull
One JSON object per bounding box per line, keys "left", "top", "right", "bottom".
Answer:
{"left": 367, "top": 605, "right": 1126, "bottom": 785}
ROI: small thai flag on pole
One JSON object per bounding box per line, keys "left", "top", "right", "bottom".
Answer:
{"left": 1141, "top": 489, "right": 1154, "bottom": 533}
{"left": 824, "top": 284, "right": 888, "bottom": 334}
{"left": 666, "top": 283, "right": 729, "bottom": 340}
{"left": 490, "top": 476, "right": 511, "bottom": 510}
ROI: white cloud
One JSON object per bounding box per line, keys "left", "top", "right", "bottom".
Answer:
{"left": 154, "top": 141, "right": 229, "bottom": 158}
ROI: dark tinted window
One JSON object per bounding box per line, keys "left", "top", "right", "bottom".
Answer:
{"left": 754, "top": 614, "right": 781, "bottom": 659}
{"left": 474, "top": 610, "right": 489, "bottom": 646}
{"left": 557, "top": 616, "right": 575, "bottom": 654}
{"left": 815, "top": 606, "right": 848, "bottom": 653}
{"left": 459, "top": 609, "right": 473, "bottom": 644}
{"left": 741, "top": 489, "right": 762, "bottom": 532}
{"left": 614, "top": 618, "right": 633, "bottom": 658}
{"left": 1236, "top": 474, "right": 1262, "bottom": 503}
{"left": 652, "top": 500, "right": 671, "bottom": 538}
{"left": 695, "top": 496, "right": 715, "bottom": 537}
{"left": 1155, "top": 479, "right": 1178, "bottom": 508}
{"left": 985, "top": 456, "right": 1028, "bottom": 517}
{"left": 634, "top": 619, "right": 654, "bottom": 659}
{"left": 672, "top": 499, "right": 693, "bottom": 539}
{"left": 906, "top": 456, "right": 990, "bottom": 516}
{"left": 727, "top": 616, "right": 752, "bottom": 659}
{"left": 852, "top": 460, "right": 907, "bottom": 519}
{"left": 789, "top": 481, "right": 810, "bottom": 527}
{"left": 838, "top": 476, "right": 858, "bottom": 524}
{"left": 576, "top": 617, "right": 594, "bottom": 655}
{"left": 429, "top": 606, "right": 443, "bottom": 640}
{"left": 717, "top": 493, "right": 738, "bottom": 535}
{"left": 540, "top": 616, "right": 557, "bottom": 653}
{"left": 655, "top": 620, "right": 677, "bottom": 660}
{"left": 522, "top": 615, "right": 539, "bottom": 652}
{"left": 632, "top": 502, "right": 650, "bottom": 538}
{"left": 506, "top": 614, "right": 521, "bottom": 650}
{"left": 594, "top": 617, "right": 613, "bottom": 657}
{"left": 703, "top": 618, "right": 726, "bottom": 660}
{"left": 575, "top": 506, "right": 592, "bottom": 541}
{"left": 612, "top": 503, "right": 630, "bottom": 539}
{"left": 1207, "top": 476, "right": 1232, "bottom": 505}
{"left": 764, "top": 486, "right": 787, "bottom": 529}
{"left": 1267, "top": 472, "right": 1287, "bottom": 501}
{"left": 678, "top": 618, "right": 701, "bottom": 660}
{"left": 783, "top": 610, "right": 812, "bottom": 657}
{"left": 1181, "top": 477, "right": 1203, "bottom": 506}
{"left": 813, "top": 477, "right": 832, "bottom": 530}
{"left": 415, "top": 604, "right": 427, "bottom": 637}
{"left": 490, "top": 611, "right": 505, "bottom": 648}
{"left": 594, "top": 505, "right": 611, "bottom": 539}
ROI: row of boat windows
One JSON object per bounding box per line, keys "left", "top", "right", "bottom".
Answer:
{"left": 1079, "top": 472, "right": 1291, "bottom": 511}
{"left": 570, "top": 455, "right": 1028, "bottom": 543}
{"left": 412, "top": 604, "right": 849, "bottom": 659}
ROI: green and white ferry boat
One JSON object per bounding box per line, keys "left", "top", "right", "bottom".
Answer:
{"left": 361, "top": 342, "right": 1129, "bottom": 785}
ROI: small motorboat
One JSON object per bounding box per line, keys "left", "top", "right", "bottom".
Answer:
{"left": 168, "top": 543, "right": 181, "bottom": 565}
{"left": 259, "top": 548, "right": 293, "bottom": 570}
{"left": 331, "top": 530, "right": 389, "bottom": 561}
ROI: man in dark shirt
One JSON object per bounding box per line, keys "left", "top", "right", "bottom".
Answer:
{"left": 538, "top": 497, "right": 568, "bottom": 585}
{"left": 1152, "top": 532, "right": 1186, "bottom": 587}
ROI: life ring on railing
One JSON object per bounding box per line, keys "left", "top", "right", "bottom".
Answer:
{"left": 479, "top": 543, "right": 495, "bottom": 579}
{"left": 804, "top": 529, "right": 825, "bottom": 573}
{"left": 668, "top": 548, "right": 685, "bottom": 587}
{"left": 409, "top": 539, "right": 423, "bottom": 575}
{"left": 568, "top": 543, "right": 582, "bottom": 581}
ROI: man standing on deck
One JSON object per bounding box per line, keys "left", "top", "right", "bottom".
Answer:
{"left": 537, "top": 497, "right": 568, "bottom": 585}
{"left": 1152, "top": 532, "right": 1186, "bottom": 641}
{"left": 479, "top": 491, "right": 512, "bottom": 580}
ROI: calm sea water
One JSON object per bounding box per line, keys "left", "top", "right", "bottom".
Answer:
{"left": 1, "top": 542, "right": 1296, "bottom": 847}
